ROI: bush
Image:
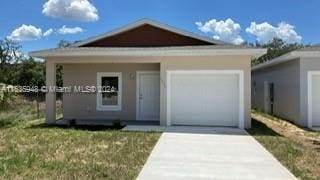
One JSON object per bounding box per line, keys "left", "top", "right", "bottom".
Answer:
{"left": 0, "top": 83, "right": 16, "bottom": 110}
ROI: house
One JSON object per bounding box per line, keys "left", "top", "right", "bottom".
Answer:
{"left": 252, "top": 47, "right": 320, "bottom": 129}
{"left": 30, "top": 19, "right": 265, "bottom": 129}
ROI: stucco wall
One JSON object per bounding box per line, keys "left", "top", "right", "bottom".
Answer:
{"left": 159, "top": 56, "right": 251, "bottom": 128}
{"left": 49, "top": 55, "right": 251, "bottom": 128}
{"left": 252, "top": 59, "right": 301, "bottom": 124}
{"left": 63, "top": 63, "right": 160, "bottom": 120}
{"left": 299, "top": 57, "right": 320, "bottom": 127}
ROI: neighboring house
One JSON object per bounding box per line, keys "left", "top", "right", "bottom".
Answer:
{"left": 252, "top": 47, "right": 320, "bottom": 129}
{"left": 30, "top": 19, "right": 265, "bottom": 129}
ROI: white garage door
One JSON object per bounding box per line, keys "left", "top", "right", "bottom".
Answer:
{"left": 167, "top": 71, "right": 243, "bottom": 128}
{"left": 310, "top": 73, "right": 320, "bottom": 127}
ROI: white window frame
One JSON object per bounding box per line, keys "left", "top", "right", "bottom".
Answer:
{"left": 166, "top": 70, "right": 244, "bottom": 129}
{"left": 97, "top": 72, "right": 122, "bottom": 111}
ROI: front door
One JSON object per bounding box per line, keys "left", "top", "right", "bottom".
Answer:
{"left": 137, "top": 71, "right": 160, "bottom": 120}
{"left": 269, "top": 83, "right": 275, "bottom": 115}
{"left": 264, "top": 81, "right": 275, "bottom": 114}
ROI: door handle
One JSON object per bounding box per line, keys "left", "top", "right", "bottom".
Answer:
{"left": 139, "top": 94, "right": 143, "bottom": 100}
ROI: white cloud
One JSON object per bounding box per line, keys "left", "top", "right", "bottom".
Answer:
{"left": 58, "top": 25, "right": 83, "bottom": 34}
{"left": 246, "top": 22, "right": 302, "bottom": 44}
{"left": 7, "top": 24, "right": 84, "bottom": 41}
{"left": 7, "top": 24, "right": 42, "bottom": 41}
{"left": 196, "top": 18, "right": 244, "bottom": 45}
{"left": 43, "top": 28, "right": 54, "bottom": 37}
{"left": 42, "top": 0, "right": 99, "bottom": 22}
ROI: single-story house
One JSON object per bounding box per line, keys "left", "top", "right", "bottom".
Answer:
{"left": 30, "top": 19, "right": 265, "bottom": 129}
{"left": 252, "top": 47, "right": 320, "bottom": 129}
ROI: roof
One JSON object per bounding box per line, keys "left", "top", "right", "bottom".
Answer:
{"left": 71, "top": 18, "right": 227, "bottom": 47}
{"left": 252, "top": 47, "right": 320, "bottom": 71}
{"left": 295, "top": 46, "right": 320, "bottom": 52}
{"left": 29, "top": 18, "right": 267, "bottom": 58}
{"left": 29, "top": 45, "right": 266, "bottom": 58}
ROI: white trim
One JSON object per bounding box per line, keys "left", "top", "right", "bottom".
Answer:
{"left": 71, "top": 18, "right": 226, "bottom": 47}
{"left": 29, "top": 46, "right": 266, "bottom": 58}
{"left": 239, "top": 71, "right": 245, "bottom": 129}
{"left": 166, "top": 70, "right": 245, "bottom": 129}
{"left": 136, "top": 71, "right": 160, "bottom": 121}
{"left": 96, "top": 72, "right": 122, "bottom": 111}
{"left": 166, "top": 72, "right": 171, "bottom": 126}
{"left": 307, "top": 71, "right": 320, "bottom": 128}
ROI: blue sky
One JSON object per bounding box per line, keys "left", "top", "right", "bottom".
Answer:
{"left": 1, "top": 0, "right": 319, "bottom": 54}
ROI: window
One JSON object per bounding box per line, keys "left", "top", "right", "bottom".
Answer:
{"left": 97, "top": 72, "right": 122, "bottom": 111}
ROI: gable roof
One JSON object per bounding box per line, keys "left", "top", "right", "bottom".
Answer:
{"left": 252, "top": 47, "right": 320, "bottom": 71}
{"left": 71, "top": 18, "right": 228, "bottom": 47}
{"left": 29, "top": 18, "right": 267, "bottom": 58}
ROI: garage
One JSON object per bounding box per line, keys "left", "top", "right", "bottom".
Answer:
{"left": 309, "top": 72, "right": 320, "bottom": 127}
{"left": 167, "top": 70, "right": 244, "bottom": 128}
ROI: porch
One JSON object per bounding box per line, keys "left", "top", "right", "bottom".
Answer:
{"left": 45, "top": 60, "right": 162, "bottom": 126}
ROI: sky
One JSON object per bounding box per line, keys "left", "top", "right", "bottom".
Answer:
{"left": 1, "top": 0, "right": 319, "bottom": 54}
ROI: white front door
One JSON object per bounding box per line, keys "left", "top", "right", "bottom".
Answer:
{"left": 137, "top": 71, "right": 160, "bottom": 120}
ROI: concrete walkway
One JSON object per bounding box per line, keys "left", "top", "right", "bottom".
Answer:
{"left": 137, "top": 126, "right": 296, "bottom": 180}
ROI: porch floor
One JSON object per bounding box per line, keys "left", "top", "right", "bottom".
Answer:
{"left": 55, "top": 118, "right": 160, "bottom": 126}
{"left": 122, "top": 125, "right": 165, "bottom": 132}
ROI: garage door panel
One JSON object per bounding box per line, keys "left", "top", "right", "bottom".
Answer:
{"left": 312, "top": 75, "right": 320, "bottom": 126}
{"left": 170, "top": 72, "right": 240, "bottom": 127}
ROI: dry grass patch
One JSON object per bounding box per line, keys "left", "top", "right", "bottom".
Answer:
{"left": 0, "top": 97, "right": 161, "bottom": 179}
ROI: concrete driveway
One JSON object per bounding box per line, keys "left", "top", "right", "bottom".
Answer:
{"left": 137, "top": 126, "right": 296, "bottom": 180}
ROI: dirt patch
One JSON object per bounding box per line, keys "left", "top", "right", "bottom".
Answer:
{"left": 252, "top": 113, "right": 320, "bottom": 151}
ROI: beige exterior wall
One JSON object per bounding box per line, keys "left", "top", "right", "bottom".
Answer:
{"left": 252, "top": 59, "right": 301, "bottom": 125}
{"left": 47, "top": 55, "right": 251, "bottom": 128}
{"left": 63, "top": 63, "right": 160, "bottom": 120}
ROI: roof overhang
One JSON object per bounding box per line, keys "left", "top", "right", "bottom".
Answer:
{"left": 252, "top": 50, "right": 320, "bottom": 71}
{"left": 29, "top": 46, "right": 266, "bottom": 59}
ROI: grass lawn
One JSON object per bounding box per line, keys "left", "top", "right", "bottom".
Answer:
{"left": 249, "top": 110, "right": 320, "bottom": 180}
{"left": 0, "top": 97, "right": 161, "bottom": 179}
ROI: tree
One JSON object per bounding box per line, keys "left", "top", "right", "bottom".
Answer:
{"left": 0, "top": 38, "right": 22, "bottom": 69}
{"left": 17, "top": 57, "right": 45, "bottom": 87}
{"left": 252, "top": 38, "right": 304, "bottom": 66}
{"left": 0, "top": 39, "right": 22, "bottom": 83}
{"left": 57, "top": 40, "right": 81, "bottom": 48}
{"left": 58, "top": 40, "right": 73, "bottom": 48}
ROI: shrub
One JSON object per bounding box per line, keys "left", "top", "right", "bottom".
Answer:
{"left": 0, "top": 83, "right": 16, "bottom": 110}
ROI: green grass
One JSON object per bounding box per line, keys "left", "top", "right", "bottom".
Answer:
{"left": 248, "top": 120, "right": 305, "bottom": 178}
{"left": 0, "top": 96, "right": 50, "bottom": 128}
{"left": 0, "top": 97, "right": 161, "bottom": 179}
{"left": 248, "top": 118, "right": 320, "bottom": 180}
